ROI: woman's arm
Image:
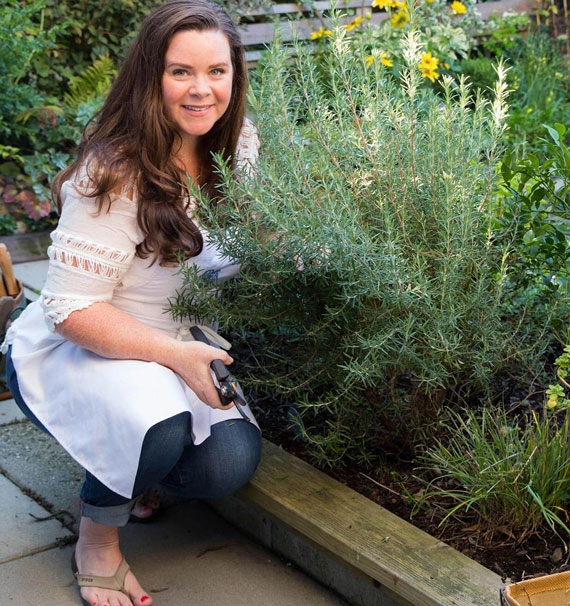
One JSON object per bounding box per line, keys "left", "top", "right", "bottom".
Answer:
{"left": 44, "top": 179, "right": 233, "bottom": 410}
{"left": 55, "top": 301, "right": 234, "bottom": 410}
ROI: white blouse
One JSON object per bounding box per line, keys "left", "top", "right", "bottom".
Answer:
{"left": 4, "top": 118, "right": 260, "bottom": 498}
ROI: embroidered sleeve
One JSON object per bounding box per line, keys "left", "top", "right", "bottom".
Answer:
{"left": 40, "top": 181, "right": 143, "bottom": 331}
{"left": 235, "top": 117, "right": 260, "bottom": 175}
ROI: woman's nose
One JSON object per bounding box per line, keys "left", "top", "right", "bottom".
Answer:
{"left": 189, "top": 75, "right": 211, "bottom": 97}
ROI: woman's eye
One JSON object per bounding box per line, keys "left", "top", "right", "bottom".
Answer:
{"left": 172, "top": 69, "right": 187, "bottom": 76}
{"left": 211, "top": 68, "right": 224, "bottom": 76}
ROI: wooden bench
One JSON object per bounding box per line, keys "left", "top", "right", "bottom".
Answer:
{"left": 237, "top": 0, "right": 536, "bottom": 67}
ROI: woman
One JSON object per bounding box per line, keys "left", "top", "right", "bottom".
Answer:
{"left": 3, "top": 2, "right": 261, "bottom": 605}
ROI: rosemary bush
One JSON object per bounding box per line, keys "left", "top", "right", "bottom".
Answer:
{"left": 174, "top": 29, "right": 534, "bottom": 464}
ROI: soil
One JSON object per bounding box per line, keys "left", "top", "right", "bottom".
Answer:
{"left": 252, "top": 400, "right": 570, "bottom": 584}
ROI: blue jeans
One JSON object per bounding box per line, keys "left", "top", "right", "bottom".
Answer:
{"left": 6, "top": 346, "right": 262, "bottom": 526}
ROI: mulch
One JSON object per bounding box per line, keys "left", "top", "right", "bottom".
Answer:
{"left": 254, "top": 402, "right": 570, "bottom": 584}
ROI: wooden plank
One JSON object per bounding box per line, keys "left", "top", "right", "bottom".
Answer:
{"left": 240, "top": 440, "right": 502, "bottom": 606}
{"left": 0, "top": 232, "right": 50, "bottom": 264}
{"left": 477, "top": 0, "right": 535, "bottom": 19}
{"left": 238, "top": 0, "right": 376, "bottom": 18}
{"left": 239, "top": 12, "right": 387, "bottom": 45}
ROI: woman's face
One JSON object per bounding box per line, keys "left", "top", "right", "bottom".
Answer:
{"left": 161, "top": 29, "right": 233, "bottom": 150}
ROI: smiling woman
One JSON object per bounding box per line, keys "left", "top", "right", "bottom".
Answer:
{"left": 2, "top": 2, "right": 261, "bottom": 606}
{"left": 162, "top": 30, "right": 234, "bottom": 162}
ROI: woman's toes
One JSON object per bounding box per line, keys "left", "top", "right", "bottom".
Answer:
{"left": 80, "top": 588, "right": 100, "bottom": 606}
{"left": 133, "top": 595, "right": 152, "bottom": 606}
{"left": 131, "top": 503, "right": 153, "bottom": 519}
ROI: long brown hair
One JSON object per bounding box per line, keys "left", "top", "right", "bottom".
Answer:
{"left": 52, "top": 0, "right": 247, "bottom": 263}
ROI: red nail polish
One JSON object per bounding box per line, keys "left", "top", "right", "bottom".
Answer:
{"left": 141, "top": 597, "right": 150, "bottom": 603}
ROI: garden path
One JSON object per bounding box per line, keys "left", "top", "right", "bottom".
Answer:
{"left": 0, "top": 260, "right": 349, "bottom": 606}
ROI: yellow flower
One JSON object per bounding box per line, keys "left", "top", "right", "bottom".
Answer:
{"left": 372, "top": 0, "right": 391, "bottom": 8}
{"left": 451, "top": 1, "right": 467, "bottom": 13}
{"left": 365, "top": 11, "right": 372, "bottom": 18}
{"left": 311, "top": 26, "right": 332, "bottom": 40}
{"left": 443, "top": 62, "right": 450, "bottom": 69}
{"left": 547, "top": 96, "right": 552, "bottom": 103}
{"left": 526, "top": 107, "right": 533, "bottom": 114}
{"left": 419, "top": 51, "right": 438, "bottom": 70}
{"left": 421, "top": 68, "right": 440, "bottom": 81}
{"left": 418, "top": 52, "right": 440, "bottom": 81}
{"left": 390, "top": 7, "right": 409, "bottom": 27}
{"left": 346, "top": 15, "right": 364, "bottom": 31}
{"left": 426, "top": 0, "right": 435, "bottom": 3}
{"left": 365, "top": 52, "right": 393, "bottom": 69}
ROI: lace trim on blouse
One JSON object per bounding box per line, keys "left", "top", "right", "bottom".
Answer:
{"left": 40, "top": 230, "right": 135, "bottom": 331}
{"left": 40, "top": 299, "right": 100, "bottom": 333}
{"left": 236, "top": 118, "right": 260, "bottom": 175}
{"left": 49, "top": 231, "right": 134, "bottom": 283}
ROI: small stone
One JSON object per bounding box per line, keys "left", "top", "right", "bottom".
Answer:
{"left": 551, "top": 547, "right": 563, "bottom": 563}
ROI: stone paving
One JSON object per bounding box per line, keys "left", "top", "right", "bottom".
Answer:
{"left": 0, "top": 260, "right": 348, "bottom": 606}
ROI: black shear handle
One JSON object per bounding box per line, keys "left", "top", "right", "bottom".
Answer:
{"left": 189, "top": 326, "right": 251, "bottom": 422}
{"left": 190, "top": 327, "right": 232, "bottom": 387}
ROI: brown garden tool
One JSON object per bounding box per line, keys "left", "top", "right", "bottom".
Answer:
{"left": 0, "top": 243, "right": 25, "bottom": 400}
{"left": 0, "top": 243, "right": 19, "bottom": 296}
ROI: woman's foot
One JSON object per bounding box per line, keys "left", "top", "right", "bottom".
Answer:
{"left": 75, "top": 516, "right": 152, "bottom": 606}
{"left": 130, "top": 488, "right": 162, "bottom": 522}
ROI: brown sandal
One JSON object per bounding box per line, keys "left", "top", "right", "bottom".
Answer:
{"left": 71, "top": 551, "right": 131, "bottom": 605}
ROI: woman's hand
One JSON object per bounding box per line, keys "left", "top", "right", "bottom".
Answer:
{"left": 169, "top": 340, "right": 235, "bottom": 410}
{"left": 55, "top": 302, "right": 235, "bottom": 411}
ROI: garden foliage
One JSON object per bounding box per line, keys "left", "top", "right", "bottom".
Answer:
{"left": 420, "top": 343, "right": 570, "bottom": 540}
{"left": 419, "top": 402, "right": 570, "bottom": 540}
{"left": 173, "top": 27, "right": 536, "bottom": 463}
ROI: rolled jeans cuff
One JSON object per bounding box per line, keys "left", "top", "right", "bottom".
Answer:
{"left": 80, "top": 499, "right": 136, "bottom": 527}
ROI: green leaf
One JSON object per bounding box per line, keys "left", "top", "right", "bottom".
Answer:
{"left": 554, "top": 123, "right": 567, "bottom": 138}
{"left": 544, "top": 124, "right": 560, "bottom": 143}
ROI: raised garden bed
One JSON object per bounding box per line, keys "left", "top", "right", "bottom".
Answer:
{"left": 209, "top": 439, "right": 503, "bottom": 606}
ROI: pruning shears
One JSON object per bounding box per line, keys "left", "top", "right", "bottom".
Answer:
{"left": 189, "top": 326, "right": 251, "bottom": 423}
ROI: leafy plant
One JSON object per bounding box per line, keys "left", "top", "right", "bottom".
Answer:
{"left": 458, "top": 56, "right": 500, "bottom": 97}
{"left": 171, "top": 28, "right": 537, "bottom": 465}
{"left": 63, "top": 55, "right": 115, "bottom": 112}
{"left": 503, "top": 32, "right": 570, "bottom": 156}
{"left": 496, "top": 123, "right": 570, "bottom": 295}
{"left": 418, "top": 401, "right": 570, "bottom": 541}
{"left": 0, "top": 0, "right": 55, "bottom": 142}
{"left": 480, "top": 11, "right": 530, "bottom": 57}
{"left": 0, "top": 214, "right": 18, "bottom": 235}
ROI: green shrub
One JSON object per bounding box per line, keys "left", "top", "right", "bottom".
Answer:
{"left": 494, "top": 123, "right": 570, "bottom": 316}
{"left": 171, "top": 29, "right": 540, "bottom": 464}
{"left": 503, "top": 32, "right": 570, "bottom": 156}
{"left": 458, "top": 56, "right": 506, "bottom": 98}
{"left": 480, "top": 11, "right": 529, "bottom": 57}
{"left": 0, "top": 0, "right": 55, "bottom": 144}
